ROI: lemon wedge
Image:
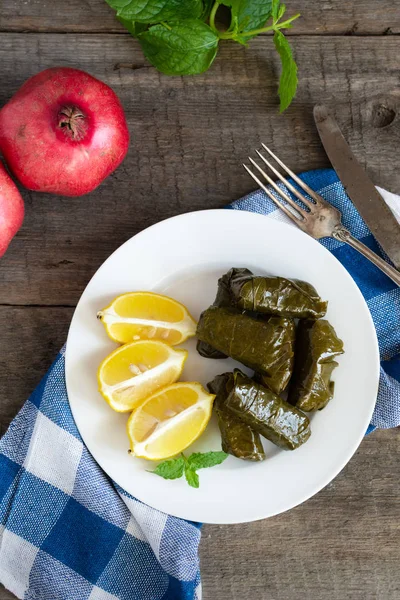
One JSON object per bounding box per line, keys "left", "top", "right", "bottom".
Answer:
{"left": 98, "top": 340, "right": 187, "bottom": 412}
{"left": 97, "top": 292, "right": 197, "bottom": 346}
{"left": 127, "top": 382, "right": 215, "bottom": 460}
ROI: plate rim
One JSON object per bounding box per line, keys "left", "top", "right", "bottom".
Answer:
{"left": 65, "top": 208, "right": 380, "bottom": 524}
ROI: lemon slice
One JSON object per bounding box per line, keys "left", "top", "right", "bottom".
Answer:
{"left": 98, "top": 340, "right": 187, "bottom": 412}
{"left": 97, "top": 292, "right": 197, "bottom": 345}
{"left": 127, "top": 382, "right": 215, "bottom": 460}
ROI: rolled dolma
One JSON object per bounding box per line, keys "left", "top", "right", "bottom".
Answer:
{"left": 197, "top": 340, "right": 227, "bottom": 360}
{"left": 259, "top": 316, "right": 295, "bottom": 394}
{"left": 227, "top": 267, "right": 328, "bottom": 319}
{"left": 225, "top": 370, "right": 311, "bottom": 450}
{"left": 288, "top": 319, "right": 344, "bottom": 411}
{"left": 196, "top": 269, "right": 237, "bottom": 359}
{"left": 196, "top": 306, "right": 295, "bottom": 381}
{"left": 208, "top": 373, "right": 265, "bottom": 461}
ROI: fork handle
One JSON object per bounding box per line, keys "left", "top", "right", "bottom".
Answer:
{"left": 332, "top": 226, "right": 400, "bottom": 286}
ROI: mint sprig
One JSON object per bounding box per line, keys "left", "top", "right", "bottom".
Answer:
{"left": 105, "top": 0, "right": 300, "bottom": 111}
{"left": 151, "top": 457, "right": 185, "bottom": 480}
{"left": 138, "top": 20, "right": 219, "bottom": 76}
{"left": 184, "top": 467, "right": 200, "bottom": 488}
{"left": 187, "top": 451, "right": 228, "bottom": 470}
{"left": 273, "top": 29, "right": 298, "bottom": 112}
{"left": 106, "top": 0, "right": 203, "bottom": 22}
{"left": 150, "top": 451, "right": 228, "bottom": 488}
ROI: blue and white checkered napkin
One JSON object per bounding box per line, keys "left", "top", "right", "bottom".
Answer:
{"left": 0, "top": 347, "right": 202, "bottom": 600}
{"left": 0, "top": 168, "right": 399, "bottom": 600}
{"left": 230, "top": 168, "right": 400, "bottom": 432}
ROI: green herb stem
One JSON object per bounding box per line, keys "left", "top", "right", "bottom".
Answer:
{"left": 209, "top": 1, "right": 220, "bottom": 32}
{"left": 234, "top": 14, "right": 300, "bottom": 39}
{"left": 229, "top": 24, "right": 273, "bottom": 38}
{"left": 106, "top": 0, "right": 300, "bottom": 111}
{"left": 275, "top": 13, "right": 301, "bottom": 29}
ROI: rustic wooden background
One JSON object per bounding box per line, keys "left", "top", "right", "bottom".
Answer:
{"left": 1, "top": 1, "right": 400, "bottom": 599}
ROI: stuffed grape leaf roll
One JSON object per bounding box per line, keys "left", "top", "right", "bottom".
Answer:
{"left": 196, "top": 269, "right": 239, "bottom": 359}
{"left": 196, "top": 306, "right": 295, "bottom": 381}
{"left": 226, "top": 268, "right": 328, "bottom": 319}
{"left": 225, "top": 370, "right": 311, "bottom": 450}
{"left": 197, "top": 340, "right": 227, "bottom": 360}
{"left": 208, "top": 373, "right": 265, "bottom": 461}
{"left": 259, "top": 316, "right": 295, "bottom": 394}
{"left": 288, "top": 319, "right": 344, "bottom": 411}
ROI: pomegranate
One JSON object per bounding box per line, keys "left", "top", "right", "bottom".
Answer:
{"left": 0, "top": 162, "right": 24, "bottom": 257}
{"left": 0, "top": 67, "right": 129, "bottom": 197}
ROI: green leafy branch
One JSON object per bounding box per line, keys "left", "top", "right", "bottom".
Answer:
{"left": 210, "top": 1, "right": 299, "bottom": 41}
{"left": 149, "top": 450, "right": 228, "bottom": 488}
{"left": 106, "top": 0, "right": 300, "bottom": 111}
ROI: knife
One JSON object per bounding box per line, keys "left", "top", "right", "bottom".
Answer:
{"left": 313, "top": 104, "right": 400, "bottom": 269}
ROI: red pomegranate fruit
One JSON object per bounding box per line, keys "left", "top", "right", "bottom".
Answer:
{"left": 0, "top": 67, "right": 129, "bottom": 197}
{"left": 0, "top": 162, "right": 24, "bottom": 257}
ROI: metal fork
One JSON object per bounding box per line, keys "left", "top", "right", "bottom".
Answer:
{"left": 244, "top": 144, "right": 400, "bottom": 286}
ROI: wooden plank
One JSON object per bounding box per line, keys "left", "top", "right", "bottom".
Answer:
{"left": 0, "top": 590, "right": 16, "bottom": 600}
{"left": 200, "top": 430, "right": 400, "bottom": 600}
{"left": 1, "top": 0, "right": 400, "bottom": 34}
{"left": 0, "top": 309, "right": 69, "bottom": 600}
{"left": 0, "top": 34, "right": 400, "bottom": 305}
{"left": 0, "top": 306, "right": 399, "bottom": 600}
{"left": 0, "top": 307, "right": 73, "bottom": 435}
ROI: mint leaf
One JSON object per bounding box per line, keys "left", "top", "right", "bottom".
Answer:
{"left": 184, "top": 467, "right": 200, "bottom": 488}
{"left": 271, "top": 0, "right": 280, "bottom": 21}
{"left": 117, "top": 17, "right": 147, "bottom": 36}
{"left": 151, "top": 457, "right": 185, "bottom": 480}
{"left": 220, "top": 0, "right": 272, "bottom": 35}
{"left": 237, "top": 1, "right": 273, "bottom": 33}
{"left": 277, "top": 2, "right": 286, "bottom": 20}
{"left": 273, "top": 30, "right": 298, "bottom": 112}
{"left": 218, "top": 0, "right": 240, "bottom": 10}
{"left": 202, "top": 0, "right": 216, "bottom": 19}
{"left": 138, "top": 20, "right": 219, "bottom": 75}
{"left": 188, "top": 451, "right": 228, "bottom": 470}
{"left": 106, "top": 0, "right": 203, "bottom": 22}
{"left": 149, "top": 450, "right": 227, "bottom": 488}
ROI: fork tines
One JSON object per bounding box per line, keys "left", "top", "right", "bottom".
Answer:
{"left": 243, "top": 144, "right": 321, "bottom": 223}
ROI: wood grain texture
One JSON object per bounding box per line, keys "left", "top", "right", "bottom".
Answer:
{"left": 1, "top": 34, "right": 400, "bottom": 306}
{"left": 1, "top": 0, "right": 400, "bottom": 34}
{"left": 0, "top": 306, "right": 72, "bottom": 600}
{"left": 200, "top": 429, "right": 400, "bottom": 600}
{"left": 0, "top": 307, "right": 399, "bottom": 600}
{"left": 1, "top": 2, "right": 400, "bottom": 599}
{"left": 0, "top": 307, "right": 73, "bottom": 435}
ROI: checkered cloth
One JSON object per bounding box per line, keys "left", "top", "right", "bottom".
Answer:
{"left": 0, "top": 169, "right": 399, "bottom": 600}
{"left": 0, "top": 347, "right": 201, "bottom": 600}
{"left": 230, "top": 168, "right": 400, "bottom": 432}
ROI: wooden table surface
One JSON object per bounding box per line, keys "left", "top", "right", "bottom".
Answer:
{"left": 1, "top": 2, "right": 400, "bottom": 599}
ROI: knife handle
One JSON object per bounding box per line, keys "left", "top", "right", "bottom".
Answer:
{"left": 333, "top": 227, "right": 400, "bottom": 286}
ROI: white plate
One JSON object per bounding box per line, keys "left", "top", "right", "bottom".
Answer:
{"left": 66, "top": 209, "right": 379, "bottom": 524}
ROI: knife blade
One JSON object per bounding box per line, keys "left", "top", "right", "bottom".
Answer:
{"left": 313, "top": 104, "right": 400, "bottom": 269}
